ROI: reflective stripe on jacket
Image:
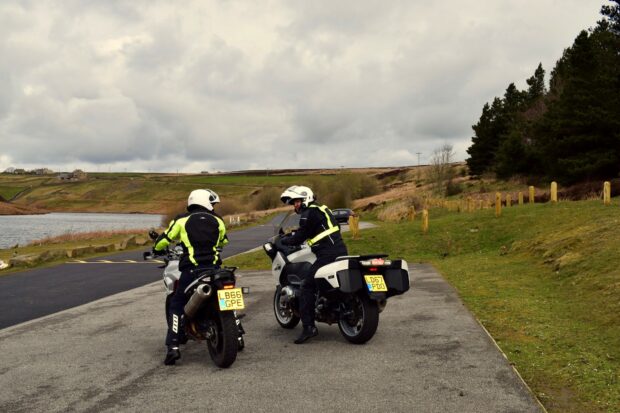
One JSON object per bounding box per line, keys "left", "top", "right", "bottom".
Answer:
{"left": 307, "top": 204, "right": 339, "bottom": 246}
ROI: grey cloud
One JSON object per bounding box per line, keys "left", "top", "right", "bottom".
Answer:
{"left": 0, "top": 0, "right": 608, "bottom": 172}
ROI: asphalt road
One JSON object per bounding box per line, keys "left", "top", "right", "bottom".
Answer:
{"left": 0, "top": 217, "right": 282, "bottom": 329}
{"left": 0, "top": 265, "right": 543, "bottom": 412}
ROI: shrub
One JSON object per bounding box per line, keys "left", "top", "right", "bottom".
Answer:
{"left": 216, "top": 198, "right": 249, "bottom": 216}
{"left": 446, "top": 180, "right": 464, "bottom": 196}
{"left": 302, "top": 173, "right": 380, "bottom": 208}
{"left": 377, "top": 201, "right": 410, "bottom": 222}
{"left": 251, "top": 187, "right": 283, "bottom": 210}
{"left": 161, "top": 201, "right": 186, "bottom": 227}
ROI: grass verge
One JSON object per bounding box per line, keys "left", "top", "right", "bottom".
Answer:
{"left": 225, "top": 200, "right": 620, "bottom": 412}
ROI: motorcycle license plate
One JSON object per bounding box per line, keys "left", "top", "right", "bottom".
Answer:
{"left": 217, "top": 288, "right": 245, "bottom": 311}
{"left": 364, "top": 275, "right": 388, "bottom": 292}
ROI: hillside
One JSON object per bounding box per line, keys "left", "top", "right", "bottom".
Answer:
{"left": 0, "top": 167, "right": 427, "bottom": 215}
{"left": 2, "top": 164, "right": 613, "bottom": 218}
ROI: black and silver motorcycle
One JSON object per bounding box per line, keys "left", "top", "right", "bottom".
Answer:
{"left": 263, "top": 233, "right": 410, "bottom": 344}
{"left": 144, "top": 238, "right": 246, "bottom": 368}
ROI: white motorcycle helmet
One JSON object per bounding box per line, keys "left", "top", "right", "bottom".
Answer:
{"left": 187, "top": 189, "right": 213, "bottom": 211}
{"left": 280, "top": 185, "right": 315, "bottom": 208}
{"left": 204, "top": 188, "right": 220, "bottom": 205}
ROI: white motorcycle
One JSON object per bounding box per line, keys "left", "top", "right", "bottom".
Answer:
{"left": 144, "top": 236, "right": 246, "bottom": 368}
{"left": 263, "top": 233, "right": 410, "bottom": 344}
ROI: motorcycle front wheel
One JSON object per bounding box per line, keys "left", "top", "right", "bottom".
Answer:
{"left": 205, "top": 309, "right": 238, "bottom": 368}
{"left": 273, "top": 289, "right": 300, "bottom": 329}
{"left": 338, "top": 293, "right": 379, "bottom": 344}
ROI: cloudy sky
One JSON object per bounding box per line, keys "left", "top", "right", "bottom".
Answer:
{"left": 0, "top": 0, "right": 608, "bottom": 173}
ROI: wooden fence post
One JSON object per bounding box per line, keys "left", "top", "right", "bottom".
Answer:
{"left": 495, "top": 192, "right": 502, "bottom": 217}
{"left": 518, "top": 192, "right": 524, "bottom": 206}
{"left": 407, "top": 206, "right": 416, "bottom": 221}
{"left": 604, "top": 181, "right": 611, "bottom": 205}
{"left": 529, "top": 186, "right": 535, "bottom": 204}
{"left": 422, "top": 209, "right": 429, "bottom": 234}
{"left": 348, "top": 215, "right": 360, "bottom": 239}
{"left": 506, "top": 194, "right": 512, "bottom": 207}
{"left": 551, "top": 182, "right": 558, "bottom": 203}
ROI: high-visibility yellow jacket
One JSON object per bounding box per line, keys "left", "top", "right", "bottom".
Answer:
{"left": 154, "top": 207, "right": 228, "bottom": 271}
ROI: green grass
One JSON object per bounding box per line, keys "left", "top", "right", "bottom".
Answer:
{"left": 226, "top": 200, "right": 620, "bottom": 412}
{"left": 224, "top": 246, "right": 271, "bottom": 269}
{"left": 0, "top": 185, "right": 27, "bottom": 200}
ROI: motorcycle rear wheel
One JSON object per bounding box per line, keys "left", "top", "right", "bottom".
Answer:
{"left": 338, "top": 294, "right": 379, "bottom": 344}
{"left": 273, "top": 289, "right": 300, "bottom": 329}
{"left": 206, "top": 309, "right": 238, "bottom": 368}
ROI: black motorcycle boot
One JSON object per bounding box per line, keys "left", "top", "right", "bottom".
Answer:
{"left": 164, "top": 346, "right": 181, "bottom": 365}
{"left": 294, "top": 325, "right": 318, "bottom": 344}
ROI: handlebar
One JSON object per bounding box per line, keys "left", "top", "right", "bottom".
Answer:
{"left": 143, "top": 245, "right": 182, "bottom": 262}
{"left": 148, "top": 229, "right": 159, "bottom": 241}
{"left": 270, "top": 233, "right": 302, "bottom": 255}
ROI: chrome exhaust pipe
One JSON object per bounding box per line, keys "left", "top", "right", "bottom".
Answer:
{"left": 184, "top": 284, "right": 213, "bottom": 318}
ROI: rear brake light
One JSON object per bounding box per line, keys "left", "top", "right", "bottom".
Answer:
{"left": 223, "top": 284, "right": 235, "bottom": 289}
{"left": 360, "top": 258, "right": 392, "bottom": 266}
{"left": 368, "top": 267, "right": 378, "bottom": 272}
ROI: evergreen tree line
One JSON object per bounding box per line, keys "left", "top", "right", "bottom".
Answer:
{"left": 466, "top": 1, "right": 620, "bottom": 185}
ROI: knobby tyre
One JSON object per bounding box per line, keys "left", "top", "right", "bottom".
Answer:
{"left": 338, "top": 293, "right": 379, "bottom": 344}
{"left": 206, "top": 309, "right": 238, "bottom": 368}
{"left": 273, "top": 289, "right": 300, "bottom": 329}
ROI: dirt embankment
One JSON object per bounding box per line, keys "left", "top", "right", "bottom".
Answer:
{"left": 0, "top": 201, "right": 48, "bottom": 215}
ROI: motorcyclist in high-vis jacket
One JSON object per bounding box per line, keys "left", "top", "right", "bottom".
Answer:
{"left": 280, "top": 185, "right": 348, "bottom": 344}
{"left": 153, "top": 189, "right": 228, "bottom": 365}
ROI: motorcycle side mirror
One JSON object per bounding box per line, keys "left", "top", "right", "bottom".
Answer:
{"left": 148, "top": 230, "right": 159, "bottom": 240}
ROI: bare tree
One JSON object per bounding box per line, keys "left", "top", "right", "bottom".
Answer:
{"left": 429, "top": 144, "right": 456, "bottom": 196}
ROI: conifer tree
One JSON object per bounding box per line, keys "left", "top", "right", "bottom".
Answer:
{"left": 535, "top": 26, "right": 620, "bottom": 184}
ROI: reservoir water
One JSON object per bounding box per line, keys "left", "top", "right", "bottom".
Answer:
{"left": 0, "top": 212, "right": 163, "bottom": 249}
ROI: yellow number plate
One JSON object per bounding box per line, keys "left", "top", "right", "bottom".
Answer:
{"left": 364, "top": 275, "right": 387, "bottom": 292}
{"left": 217, "top": 288, "right": 245, "bottom": 311}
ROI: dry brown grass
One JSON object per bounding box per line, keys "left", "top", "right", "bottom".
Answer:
{"left": 377, "top": 202, "right": 411, "bottom": 222}
{"left": 376, "top": 196, "right": 423, "bottom": 222}
{"left": 0, "top": 202, "right": 47, "bottom": 215}
{"left": 28, "top": 229, "right": 149, "bottom": 246}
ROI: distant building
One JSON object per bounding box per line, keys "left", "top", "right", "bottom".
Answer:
{"left": 32, "top": 168, "right": 54, "bottom": 175}
{"left": 57, "top": 169, "right": 88, "bottom": 181}
{"left": 72, "top": 169, "right": 87, "bottom": 180}
{"left": 14, "top": 168, "right": 26, "bottom": 174}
